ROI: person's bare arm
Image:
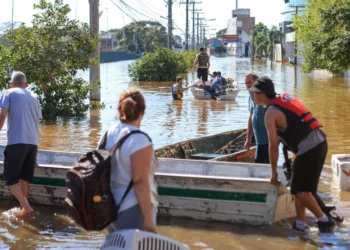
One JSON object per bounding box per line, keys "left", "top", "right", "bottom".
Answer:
{"left": 0, "top": 108, "right": 8, "bottom": 130}
{"left": 208, "top": 58, "right": 210, "bottom": 69}
{"left": 265, "top": 109, "right": 280, "bottom": 185}
{"left": 131, "top": 145, "right": 156, "bottom": 232}
{"left": 244, "top": 113, "right": 253, "bottom": 150}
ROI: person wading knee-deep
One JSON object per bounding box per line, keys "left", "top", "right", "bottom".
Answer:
{"left": 0, "top": 71, "right": 42, "bottom": 217}
{"left": 249, "top": 76, "right": 335, "bottom": 233}
{"left": 244, "top": 73, "right": 270, "bottom": 164}
{"left": 98, "top": 87, "right": 158, "bottom": 233}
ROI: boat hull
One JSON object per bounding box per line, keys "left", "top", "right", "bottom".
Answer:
{"left": 0, "top": 145, "right": 295, "bottom": 225}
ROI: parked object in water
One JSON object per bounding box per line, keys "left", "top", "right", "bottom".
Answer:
{"left": 101, "top": 229, "right": 190, "bottom": 250}
{"left": 332, "top": 154, "right": 350, "bottom": 191}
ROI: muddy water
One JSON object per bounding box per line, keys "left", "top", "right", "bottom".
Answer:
{"left": 1, "top": 58, "right": 350, "bottom": 249}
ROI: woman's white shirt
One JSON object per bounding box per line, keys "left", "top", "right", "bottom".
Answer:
{"left": 98, "top": 123, "right": 158, "bottom": 213}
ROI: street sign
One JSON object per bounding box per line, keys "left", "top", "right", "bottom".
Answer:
{"left": 222, "top": 34, "right": 239, "bottom": 41}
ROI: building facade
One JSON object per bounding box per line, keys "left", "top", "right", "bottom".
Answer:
{"left": 226, "top": 9, "right": 255, "bottom": 57}
{"left": 280, "top": 0, "right": 307, "bottom": 63}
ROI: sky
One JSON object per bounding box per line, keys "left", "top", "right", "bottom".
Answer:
{"left": 0, "top": 0, "right": 285, "bottom": 38}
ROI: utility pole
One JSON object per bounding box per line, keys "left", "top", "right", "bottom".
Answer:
{"left": 294, "top": 6, "right": 299, "bottom": 65}
{"left": 191, "top": 6, "right": 202, "bottom": 50}
{"left": 89, "top": 0, "right": 101, "bottom": 101}
{"left": 11, "top": 0, "right": 14, "bottom": 30}
{"left": 105, "top": 8, "right": 109, "bottom": 49}
{"left": 197, "top": 13, "right": 199, "bottom": 48}
{"left": 288, "top": 3, "right": 305, "bottom": 65}
{"left": 236, "top": 0, "right": 238, "bottom": 9}
{"left": 251, "top": 22, "right": 255, "bottom": 61}
{"left": 180, "top": 0, "right": 201, "bottom": 50}
{"left": 165, "top": 0, "right": 175, "bottom": 49}
{"left": 192, "top": 2, "right": 195, "bottom": 50}
{"left": 200, "top": 19, "right": 202, "bottom": 47}
{"left": 203, "top": 26, "right": 206, "bottom": 47}
{"left": 185, "top": 0, "right": 189, "bottom": 50}
{"left": 122, "top": 17, "right": 125, "bottom": 51}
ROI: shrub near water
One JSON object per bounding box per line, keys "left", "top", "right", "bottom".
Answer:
{"left": 128, "top": 48, "right": 197, "bottom": 81}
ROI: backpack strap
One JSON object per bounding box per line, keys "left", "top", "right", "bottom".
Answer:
{"left": 110, "top": 130, "right": 152, "bottom": 211}
{"left": 98, "top": 132, "right": 108, "bottom": 150}
{"left": 110, "top": 130, "right": 152, "bottom": 155}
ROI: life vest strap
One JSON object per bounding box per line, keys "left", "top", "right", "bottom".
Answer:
{"left": 300, "top": 112, "right": 311, "bottom": 119}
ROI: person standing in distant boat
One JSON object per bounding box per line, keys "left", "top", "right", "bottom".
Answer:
{"left": 192, "top": 47, "right": 210, "bottom": 85}
{"left": 244, "top": 73, "right": 270, "bottom": 164}
{"left": 0, "top": 71, "right": 42, "bottom": 217}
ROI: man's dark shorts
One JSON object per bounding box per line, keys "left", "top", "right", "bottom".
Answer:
{"left": 3, "top": 144, "right": 38, "bottom": 186}
{"left": 197, "top": 68, "right": 208, "bottom": 82}
{"left": 290, "top": 140, "right": 327, "bottom": 195}
{"left": 255, "top": 144, "right": 270, "bottom": 164}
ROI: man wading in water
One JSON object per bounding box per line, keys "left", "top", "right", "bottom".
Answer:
{"left": 192, "top": 47, "right": 210, "bottom": 85}
{"left": 249, "top": 77, "right": 335, "bottom": 233}
{"left": 0, "top": 71, "right": 42, "bottom": 216}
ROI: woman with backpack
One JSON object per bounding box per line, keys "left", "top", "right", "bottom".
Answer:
{"left": 98, "top": 87, "right": 158, "bottom": 233}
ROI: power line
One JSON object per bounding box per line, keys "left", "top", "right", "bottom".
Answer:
{"left": 110, "top": 0, "right": 138, "bottom": 23}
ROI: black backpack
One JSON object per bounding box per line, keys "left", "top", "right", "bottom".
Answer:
{"left": 64, "top": 130, "right": 151, "bottom": 231}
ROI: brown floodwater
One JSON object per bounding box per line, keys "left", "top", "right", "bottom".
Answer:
{"left": 1, "top": 58, "right": 350, "bottom": 249}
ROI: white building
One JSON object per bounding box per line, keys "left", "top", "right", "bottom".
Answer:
{"left": 226, "top": 9, "right": 255, "bottom": 57}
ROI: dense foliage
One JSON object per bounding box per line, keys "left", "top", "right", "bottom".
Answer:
{"left": 293, "top": 0, "right": 349, "bottom": 74}
{"left": 0, "top": 0, "right": 97, "bottom": 118}
{"left": 128, "top": 48, "right": 197, "bottom": 81}
{"left": 252, "top": 23, "right": 283, "bottom": 60}
{"left": 110, "top": 21, "right": 167, "bottom": 53}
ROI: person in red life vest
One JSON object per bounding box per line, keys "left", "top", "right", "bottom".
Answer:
{"left": 248, "top": 76, "right": 335, "bottom": 233}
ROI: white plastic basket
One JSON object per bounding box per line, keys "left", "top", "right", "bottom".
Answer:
{"left": 101, "top": 229, "right": 190, "bottom": 250}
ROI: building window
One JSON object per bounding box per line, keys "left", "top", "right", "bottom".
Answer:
{"left": 237, "top": 30, "right": 242, "bottom": 35}
{"left": 285, "top": 0, "right": 289, "bottom": 3}
{"left": 237, "top": 21, "right": 242, "bottom": 27}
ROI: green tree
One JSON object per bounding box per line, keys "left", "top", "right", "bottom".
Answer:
{"left": 128, "top": 48, "right": 196, "bottom": 81}
{"left": 294, "top": 0, "right": 349, "bottom": 74}
{"left": 216, "top": 28, "right": 227, "bottom": 40}
{"left": 0, "top": 44, "right": 12, "bottom": 88}
{"left": 110, "top": 21, "right": 167, "bottom": 53}
{"left": 0, "top": 0, "right": 97, "bottom": 118}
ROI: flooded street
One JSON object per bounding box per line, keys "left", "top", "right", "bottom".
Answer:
{"left": 1, "top": 58, "right": 350, "bottom": 249}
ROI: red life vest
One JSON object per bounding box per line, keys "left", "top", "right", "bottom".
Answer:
{"left": 266, "top": 92, "right": 322, "bottom": 153}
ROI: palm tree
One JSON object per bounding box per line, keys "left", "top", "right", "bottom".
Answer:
{"left": 267, "top": 26, "right": 284, "bottom": 60}
{"left": 251, "top": 23, "right": 284, "bottom": 60}
{"left": 252, "top": 23, "right": 269, "bottom": 58}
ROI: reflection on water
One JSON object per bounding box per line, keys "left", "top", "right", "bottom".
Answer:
{"left": 1, "top": 58, "right": 350, "bottom": 249}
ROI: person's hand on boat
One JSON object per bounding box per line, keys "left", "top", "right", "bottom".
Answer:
{"left": 144, "top": 217, "right": 157, "bottom": 233}
{"left": 270, "top": 172, "right": 280, "bottom": 185}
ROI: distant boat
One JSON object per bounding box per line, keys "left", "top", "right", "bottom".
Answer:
{"left": 190, "top": 79, "right": 239, "bottom": 101}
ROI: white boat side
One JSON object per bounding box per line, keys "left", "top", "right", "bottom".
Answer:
{"left": 0, "top": 146, "right": 296, "bottom": 225}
